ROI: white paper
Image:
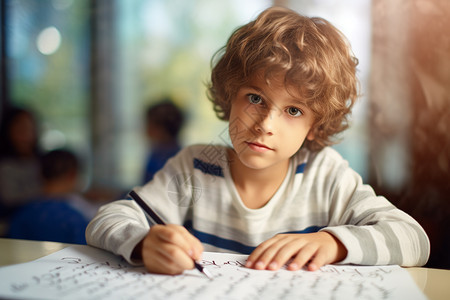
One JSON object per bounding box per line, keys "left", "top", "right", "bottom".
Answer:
{"left": 0, "top": 245, "right": 427, "bottom": 300}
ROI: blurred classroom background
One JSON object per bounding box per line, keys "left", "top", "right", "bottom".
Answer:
{"left": 0, "top": 0, "right": 449, "bottom": 269}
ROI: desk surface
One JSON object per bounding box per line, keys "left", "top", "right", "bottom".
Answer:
{"left": 0, "top": 238, "right": 449, "bottom": 300}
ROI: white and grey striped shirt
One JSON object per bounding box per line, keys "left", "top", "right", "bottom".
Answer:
{"left": 86, "top": 144, "right": 430, "bottom": 267}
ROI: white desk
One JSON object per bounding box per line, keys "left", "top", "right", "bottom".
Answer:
{"left": 0, "top": 238, "right": 449, "bottom": 300}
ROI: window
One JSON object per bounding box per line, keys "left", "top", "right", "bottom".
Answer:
{"left": 2, "top": 0, "right": 273, "bottom": 190}
{"left": 4, "top": 0, "right": 91, "bottom": 181}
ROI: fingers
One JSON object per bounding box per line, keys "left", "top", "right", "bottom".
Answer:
{"left": 246, "top": 232, "right": 346, "bottom": 272}
{"left": 288, "top": 243, "right": 324, "bottom": 271}
{"left": 141, "top": 224, "right": 203, "bottom": 275}
{"left": 306, "top": 248, "right": 328, "bottom": 271}
{"left": 150, "top": 244, "right": 193, "bottom": 275}
{"left": 246, "top": 235, "right": 298, "bottom": 270}
{"left": 298, "top": 232, "right": 347, "bottom": 271}
{"left": 157, "top": 224, "right": 203, "bottom": 260}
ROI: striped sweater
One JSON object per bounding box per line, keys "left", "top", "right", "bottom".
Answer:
{"left": 86, "top": 144, "right": 430, "bottom": 267}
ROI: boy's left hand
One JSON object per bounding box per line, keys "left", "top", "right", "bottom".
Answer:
{"left": 246, "top": 232, "right": 347, "bottom": 271}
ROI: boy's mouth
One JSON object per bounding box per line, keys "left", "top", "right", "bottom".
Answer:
{"left": 246, "top": 141, "right": 273, "bottom": 152}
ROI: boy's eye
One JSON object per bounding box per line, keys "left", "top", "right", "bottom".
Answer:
{"left": 247, "top": 94, "right": 263, "bottom": 105}
{"left": 287, "top": 107, "right": 302, "bottom": 117}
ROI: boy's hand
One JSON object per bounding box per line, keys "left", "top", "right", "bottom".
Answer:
{"left": 133, "top": 224, "right": 204, "bottom": 275}
{"left": 245, "top": 232, "right": 347, "bottom": 271}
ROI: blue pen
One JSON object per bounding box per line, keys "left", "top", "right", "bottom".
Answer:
{"left": 129, "top": 190, "right": 212, "bottom": 279}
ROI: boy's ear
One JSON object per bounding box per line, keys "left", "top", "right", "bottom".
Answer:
{"left": 306, "top": 128, "right": 315, "bottom": 141}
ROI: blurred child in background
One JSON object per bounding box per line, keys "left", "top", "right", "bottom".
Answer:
{"left": 0, "top": 107, "right": 42, "bottom": 216}
{"left": 9, "top": 149, "right": 99, "bottom": 244}
{"left": 142, "top": 100, "right": 185, "bottom": 183}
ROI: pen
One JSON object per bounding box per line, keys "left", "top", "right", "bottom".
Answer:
{"left": 129, "top": 190, "right": 212, "bottom": 279}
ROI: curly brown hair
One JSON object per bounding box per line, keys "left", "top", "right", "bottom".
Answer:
{"left": 207, "top": 6, "right": 360, "bottom": 151}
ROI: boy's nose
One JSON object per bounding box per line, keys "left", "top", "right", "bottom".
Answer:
{"left": 254, "top": 108, "right": 276, "bottom": 135}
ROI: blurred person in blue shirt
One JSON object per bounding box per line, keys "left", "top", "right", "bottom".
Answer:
{"left": 142, "top": 99, "right": 185, "bottom": 183}
{"left": 9, "top": 149, "right": 98, "bottom": 244}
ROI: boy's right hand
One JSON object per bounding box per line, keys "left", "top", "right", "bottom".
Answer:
{"left": 133, "top": 224, "right": 204, "bottom": 275}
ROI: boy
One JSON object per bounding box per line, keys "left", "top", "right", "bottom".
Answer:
{"left": 86, "top": 7, "right": 430, "bottom": 275}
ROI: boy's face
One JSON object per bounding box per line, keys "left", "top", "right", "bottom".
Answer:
{"left": 228, "top": 75, "right": 315, "bottom": 172}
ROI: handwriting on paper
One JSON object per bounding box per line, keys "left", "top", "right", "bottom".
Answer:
{"left": 0, "top": 246, "right": 426, "bottom": 300}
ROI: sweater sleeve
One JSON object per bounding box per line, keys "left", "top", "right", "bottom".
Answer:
{"left": 319, "top": 156, "right": 430, "bottom": 267}
{"left": 85, "top": 146, "right": 196, "bottom": 265}
{"left": 85, "top": 199, "right": 149, "bottom": 265}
